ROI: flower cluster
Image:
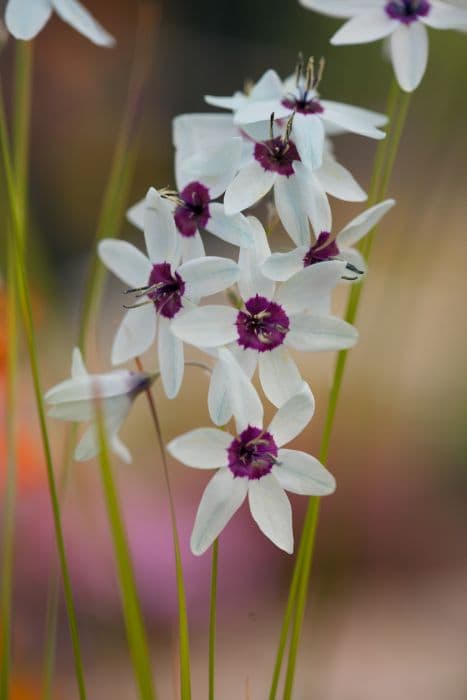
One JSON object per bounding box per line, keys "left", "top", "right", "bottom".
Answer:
{"left": 46, "top": 57, "right": 396, "bottom": 554}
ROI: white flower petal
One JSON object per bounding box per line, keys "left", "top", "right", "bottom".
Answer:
{"left": 218, "top": 347, "right": 263, "bottom": 433}
{"left": 126, "top": 197, "right": 145, "bottom": 231}
{"left": 191, "top": 469, "right": 248, "bottom": 555}
{"left": 292, "top": 112, "right": 325, "bottom": 170}
{"left": 234, "top": 99, "right": 289, "bottom": 125}
{"left": 111, "top": 434, "right": 132, "bottom": 464}
{"left": 52, "top": 0, "right": 115, "bottom": 47}
{"left": 224, "top": 161, "right": 276, "bottom": 215}
{"left": 274, "top": 176, "right": 311, "bottom": 248}
{"left": 390, "top": 22, "right": 428, "bottom": 93}
{"left": 299, "top": 0, "right": 375, "bottom": 18}
{"left": 338, "top": 199, "right": 395, "bottom": 247}
{"left": 204, "top": 93, "right": 247, "bottom": 111}
{"left": 321, "top": 102, "right": 388, "bottom": 128}
{"left": 340, "top": 247, "right": 367, "bottom": 278}
{"left": 331, "top": 10, "right": 396, "bottom": 45}
{"left": 315, "top": 153, "right": 367, "bottom": 203}
{"left": 5, "top": 0, "right": 52, "bottom": 40}
{"left": 172, "top": 113, "right": 238, "bottom": 155}
{"left": 258, "top": 348, "right": 303, "bottom": 408}
{"left": 208, "top": 359, "right": 234, "bottom": 426}
{"left": 288, "top": 313, "right": 359, "bottom": 351}
{"left": 276, "top": 260, "right": 346, "bottom": 315}
{"left": 45, "top": 372, "right": 138, "bottom": 404}
{"left": 74, "top": 397, "right": 130, "bottom": 462}
{"left": 207, "top": 204, "right": 255, "bottom": 248}
{"left": 181, "top": 232, "right": 206, "bottom": 262}
{"left": 144, "top": 187, "right": 178, "bottom": 264}
{"left": 158, "top": 317, "right": 184, "bottom": 399}
{"left": 180, "top": 256, "right": 239, "bottom": 300}
{"left": 261, "top": 247, "right": 307, "bottom": 282}
{"left": 171, "top": 306, "right": 238, "bottom": 348}
{"left": 293, "top": 161, "right": 332, "bottom": 234}
{"left": 321, "top": 102, "right": 386, "bottom": 139}
{"left": 422, "top": 0, "right": 467, "bottom": 29}
{"left": 267, "top": 383, "right": 315, "bottom": 447}
{"left": 71, "top": 348, "right": 87, "bottom": 378}
{"left": 98, "top": 239, "right": 151, "bottom": 288}
{"left": 238, "top": 216, "right": 275, "bottom": 300}
{"left": 167, "top": 427, "right": 232, "bottom": 468}
{"left": 274, "top": 449, "right": 336, "bottom": 495}
{"left": 248, "top": 474, "right": 293, "bottom": 554}
{"left": 249, "top": 69, "right": 284, "bottom": 101}
{"left": 180, "top": 138, "right": 242, "bottom": 199}
{"left": 111, "top": 305, "right": 156, "bottom": 366}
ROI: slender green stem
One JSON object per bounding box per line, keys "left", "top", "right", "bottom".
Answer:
{"left": 136, "top": 358, "right": 192, "bottom": 700}
{"left": 0, "top": 80, "right": 88, "bottom": 700}
{"left": 96, "top": 405, "right": 158, "bottom": 700}
{"left": 13, "top": 42, "right": 33, "bottom": 229}
{"left": 208, "top": 539, "right": 218, "bottom": 700}
{"left": 270, "top": 81, "right": 412, "bottom": 699}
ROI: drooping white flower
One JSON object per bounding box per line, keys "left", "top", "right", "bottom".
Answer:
{"left": 167, "top": 382, "right": 336, "bottom": 555}
{"left": 299, "top": 0, "right": 467, "bottom": 92}
{"left": 5, "top": 0, "right": 115, "bottom": 46}
{"left": 172, "top": 113, "right": 367, "bottom": 240}
{"left": 171, "top": 216, "right": 358, "bottom": 418}
{"left": 127, "top": 139, "right": 255, "bottom": 262}
{"left": 262, "top": 199, "right": 396, "bottom": 282}
{"left": 99, "top": 187, "right": 240, "bottom": 399}
{"left": 206, "top": 59, "right": 388, "bottom": 158}
{"left": 45, "top": 348, "right": 151, "bottom": 463}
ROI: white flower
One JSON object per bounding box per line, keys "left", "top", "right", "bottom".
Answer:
{"left": 299, "top": 0, "right": 467, "bottom": 91}
{"left": 45, "top": 348, "right": 151, "bottom": 463}
{"left": 99, "top": 187, "right": 240, "bottom": 399}
{"left": 5, "top": 0, "right": 115, "bottom": 46}
{"left": 171, "top": 216, "right": 358, "bottom": 419}
{"left": 262, "top": 199, "right": 396, "bottom": 282}
{"left": 167, "top": 382, "right": 336, "bottom": 555}
{"left": 206, "top": 61, "right": 388, "bottom": 164}
{"left": 127, "top": 140, "right": 255, "bottom": 263}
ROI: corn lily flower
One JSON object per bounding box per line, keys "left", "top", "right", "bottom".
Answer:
{"left": 5, "top": 0, "right": 115, "bottom": 46}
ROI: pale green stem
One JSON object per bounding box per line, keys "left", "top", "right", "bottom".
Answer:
{"left": 208, "top": 539, "right": 218, "bottom": 700}
{"left": 271, "top": 81, "right": 412, "bottom": 700}
{"left": 13, "top": 42, "right": 33, "bottom": 229}
{"left": 0, "top": 80, "right": 88, "bottom": 700}
{"left": 136, "top": 358, "right": 192, "bottom": 700}
{"left": 96, "top": 404, "right": 158, "bottom": 700}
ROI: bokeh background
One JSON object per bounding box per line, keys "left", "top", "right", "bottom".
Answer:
{"left": 1, "top": 0, "right": 467, "bottom": 698}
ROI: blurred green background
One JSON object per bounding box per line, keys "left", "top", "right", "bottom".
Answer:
{"left": 1, "top": 0, "right": 467, "bottom": 698}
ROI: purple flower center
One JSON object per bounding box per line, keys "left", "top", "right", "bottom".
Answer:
{"left": 227, "top": 426, "right": 278, "bottom": 480}
{"left": 385, "top": 0, "right": 430, "bottom": 23}
{"left": 303, "top": 231, "right": 340, "bottom": 267}
{"left": 236, "top": 295, "right": 289, "bottom": 352}
{"left": 147, "top": 262, "right": 185, "bottom": 319}
{"left": 254, "top": 137, "right": 300, "bottom": 177}
{"left": 174, "top": 181, "right": 211, "bottom": 237}
{"left": 281, "top": 95, "right": 324, "bottom": 117}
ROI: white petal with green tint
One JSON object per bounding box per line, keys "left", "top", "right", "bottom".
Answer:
{"left": 207, "top": 204, "right": 255, "bottom": 248}
{"left": 224, "top": 161, "right": 276, "bottom": 215}
{"left": 276, "top": 260, "right": 346, "bottom": 315}
{"left": 287, "top": 314, "right": 359, "bottom": 352}
{"left": 267, "top": 383, "right": 315, "bottom": 448}
{"left": 390, "top": 21, "right": 428, "bottom": 92}
{"left": 338, "top": 199, "right": 395, "bottom": 247}
{"left": 143, "top": 187, "right": 178, "bottom": 264}
{"left": 5, "top": 0, "right": 52, "bottom": 40}
{"left": 262, "top": 247, "right": 307, "bottom": 282}
{"left": 158, "top": 317, "right": 184, "bottom": 399}
{"left": 111, "top": 305, "right": 156, "bottom": 366}
{"left": 248, "top": 474, "right": 293, "bottom": 554}
{"left": 258, "top": 348, "right": 304, "bottom": 409}
{"left": 167, "top": 428, "right": 232, "bottom": 469}
{"left": 274, "top": 449, "right": 336, "bottom": 496}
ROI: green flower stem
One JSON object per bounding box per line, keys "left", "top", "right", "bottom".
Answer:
{"left": 136, "top": 358, "right": 192, "bottom": 700}
{"left": 270, "top": 81, "right": 412, "bottom": 700}
{"left": 208, "top": 539, "right": 218, "bottom": 700}
{"left": 12, "top": 42, "right": 33, "bottom": 231}
{"left": 0, "top": 79, "right": 88, "bottom": 700}
{"left": 96, "top": 405, "right": 158, "bottom": 700}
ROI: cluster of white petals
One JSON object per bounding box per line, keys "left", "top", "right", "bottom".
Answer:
{"left": 46, "top": 56, "right": 397, "bottom": 555}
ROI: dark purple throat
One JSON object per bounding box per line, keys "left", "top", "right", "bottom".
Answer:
{"left": 227, "top": 426, "right": 278, "bottom": 480}
{"left": 147, "top": 262, "right": 185, "bottom": 319}
{"left": 254, "top": 137, "right": 300, "bottom": 177}
{"left": 303, "top": 231, "right": 340, "bottom": 267}
{"left": 281, "top": 95, "right": 324, "bottom": 116}
{"left": 385, "top": 0, "right": 430, "bottom": 23}
{"left": 236, "top": 295, "right": 289, "bottom": 352}
{"left": 174, "top": 181, "right": 211, "bottom": 237}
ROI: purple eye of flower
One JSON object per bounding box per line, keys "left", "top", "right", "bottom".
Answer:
{"left": 254, "top": 137, "right": 300, "bottom": 177}
{"left": 281, "top": 95, "right": 324, "bottom": 117}
{"left": 236, "top": 295, "right": 289, "bottom": 352}
{"left": 303, "top": 231, "right": 340, "bottom": 267}
{"left": 146, "top": 262, "right": 185, "bottom": 319}
{"left": 174, "top": 181, "right": 211, "bottom": 237}
{"left": 227, "top": 426, "right": 278, "bottom": 480}
{"left": 385, "top": 0, "right": 430, "bottom": 23}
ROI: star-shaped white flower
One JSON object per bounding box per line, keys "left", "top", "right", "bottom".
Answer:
{"left": 299, "top": 0, "right": 467, "bottom": 91}
{"left": 262, "top": 199, "right": 396, "bottom": 282}
{"left": 171, "top": 216, "right": 358, "bottom": 418}
{"left": 5, "top": 0, "right": 115, "bottom": 46}
{"left": 168, "top": 382, "right": 336, "bottom": 555}
{"left": 127, "top": 139, "right": 255, "bottom": 263}
{"left": 98, "top": 187, "right": 240, "bottom": 399}
{"left": 45, "top": 348, "right": 151, "bottom": 463}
